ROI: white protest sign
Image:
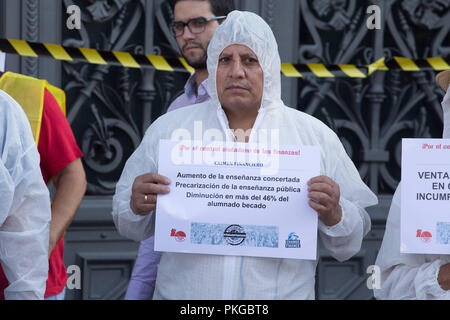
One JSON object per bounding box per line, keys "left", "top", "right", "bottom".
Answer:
{"left": 155, "top": 139, "right": 320, "bottom": 260}
{"left": 401, "top": 138, "right": 450, "bottom": 254}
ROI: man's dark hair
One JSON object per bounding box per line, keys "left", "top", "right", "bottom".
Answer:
{"left": 173, "top": 0, "right": 235, "bottom": 18}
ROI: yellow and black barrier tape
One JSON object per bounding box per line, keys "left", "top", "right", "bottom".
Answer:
{"left": 1, "top": 38, "right": 449, "bottom": 78}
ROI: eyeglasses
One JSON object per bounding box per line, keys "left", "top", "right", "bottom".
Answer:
{"left": 171, "top": 16, "right": 226, "bottom": 37}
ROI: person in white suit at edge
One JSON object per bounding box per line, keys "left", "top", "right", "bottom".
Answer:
{"left": 374, "top": 70, "right": 450, "bottom": 300}
{"left": 0, "top": 84, "right": 51, "bottom": 300}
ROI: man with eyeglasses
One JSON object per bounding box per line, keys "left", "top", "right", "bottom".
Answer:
{"left": 163, "top": 0, "right": 233, "bottom": 113}
{"left": 124, "top": 0, "right": 235, "bottom": 300}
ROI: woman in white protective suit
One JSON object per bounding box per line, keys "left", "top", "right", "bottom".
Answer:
{"left": 374, "top": 71, "right": 450, "bottom": 299}
{"left": 112, "top": 10, "right": 378, "bottom": 299}
{"left": 0, "top": 89, "right": 51, "bottom": 299}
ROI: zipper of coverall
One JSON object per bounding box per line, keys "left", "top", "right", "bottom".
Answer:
{"left": 215, "top": 105, "right": 237, "bottom": 299}
{"left": 216, "top": 104, "right": 267, "bottom": 299}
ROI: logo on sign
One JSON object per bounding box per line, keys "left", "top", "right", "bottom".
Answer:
{"left": 170, "top": 228, "right": 186, "bottom": 242}
{"left": 285, "top": 232, "right": 301, "bottom": 248}
{"left": 416, "top": 229, "right": 432, "bottom": 243}
{"left": 223, "top": 224, "right": 246, "bottom": 246}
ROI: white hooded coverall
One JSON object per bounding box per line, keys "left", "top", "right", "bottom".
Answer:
{"left": 112, "top": 10, "right": 378, "bottom": 299}
{"left": 374, "top": 85, "right": 450, "bottom": 300}
{"left": 0, "top": 89, "right": 51, "bottom": 300}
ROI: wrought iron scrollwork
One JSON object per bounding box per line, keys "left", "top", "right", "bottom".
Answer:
{"left": 298, "top": 0, "right": 448, "bottom": 194}
{"left": 61, "top": 0, "right": 449, "bottom": 196}
{"left": 62, "top": 0, "right": 187, "bottom": 194}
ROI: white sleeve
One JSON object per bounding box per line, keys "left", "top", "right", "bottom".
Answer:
{"left": 442, "top": 86, "right": 450, "bottom": 139}
{"left": 374, "top": 184, "right": 450, "bottom": 300}
{"left": 318, "top": 141, "right": 378, "bottom": 262}
{"left": 0, "top": 91, "right": 51, "bottom": 300}
{"left": 112, "top": 126, "right": 159, "bottom": 242}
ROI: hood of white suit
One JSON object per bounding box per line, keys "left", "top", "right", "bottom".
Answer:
{"left": 207, "top": 10, "right": 283, "bottom": 111}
